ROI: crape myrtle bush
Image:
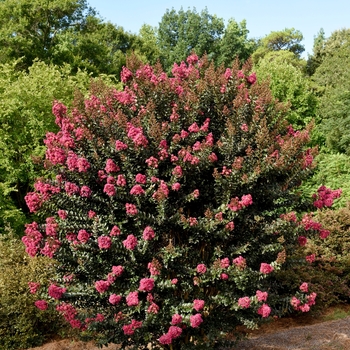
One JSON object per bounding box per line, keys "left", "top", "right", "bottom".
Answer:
{"left": 23, "top": 54, "right": 330, "bottom": 349}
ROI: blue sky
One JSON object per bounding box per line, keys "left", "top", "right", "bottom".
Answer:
{"left": 87, "top": 0, "right": 349, "bottom": 58}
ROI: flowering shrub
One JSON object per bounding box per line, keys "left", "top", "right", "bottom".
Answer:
{"left": 24, "top": 54, "right": 326, "bottom": 349}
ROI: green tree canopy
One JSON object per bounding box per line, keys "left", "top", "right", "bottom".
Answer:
{"left": 157, "top": 7, "right": 225, "bottom": 71}
{"left": 252, "top": 28, "right": 305, "bottom": 63}
{"left": 255, "top": 51, "right": 316, "bottom": 129}
{"left": 0, "top": 59, "right": 115, "bottom": 235}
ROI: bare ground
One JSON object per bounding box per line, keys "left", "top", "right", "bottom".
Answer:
{"left": 27, "top": 306, "right": 350, "bottom": 350}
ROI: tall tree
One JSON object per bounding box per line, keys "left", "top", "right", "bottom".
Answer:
{"left": 157, "top": 7, "right": 225, "bottom": 71}
{"left": 252, "top": 28, "right": 305, "bottom": 63}
{"left": 217, "top": 18, "right": 257, "bottom": 66}
{"left": 0, "top": 0, "right": 92, "bottom": 69}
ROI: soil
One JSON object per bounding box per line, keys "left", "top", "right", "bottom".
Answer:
{"left": 27, "top": 305, "right": 350, "bottom": 350}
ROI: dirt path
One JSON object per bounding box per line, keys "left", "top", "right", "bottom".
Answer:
{"left": 28, "top": 307, "right": 350, "bottom": 350}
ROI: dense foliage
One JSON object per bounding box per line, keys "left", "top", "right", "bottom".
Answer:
{"left": 22, "top": 55, "right": 327, "bottom": 349}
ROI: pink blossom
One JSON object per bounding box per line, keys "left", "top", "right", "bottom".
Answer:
{"left": 25, "top": 192, "right": 42, "bottom": 213}
{"left": 238, "top": 297, "right": 251, "bottom": 309}
{"left": 80, "top": 185, "right": 92, "bottom": 197}
{"left": 168, "top": 325, "right": 182, "bottom": 338}
{"left": 256, "top": 290, "right": 268, "bottom": 302}
{"left": 147, "top": 302, "right": 159, "bottom": 314}
{"left": 188, "top": 122, "right": 200, "bottom": 133}
{"left": 260, "top": 263, "right": 274, "bottom": 274}
{"left": 112, "top": 265, "right": 124, "bottom": 277}
{"left": 98, "top": 236, "right": 112, "bottom": 249}
{"left": 319, "top": 229, "right": 330, "bottom": 239}
{"left": 171, "top": 278, "right": 178, "bottom": 284}
{"left": 103, "top": 183, "right": 116, "bottom": 196}
{"left": 120, "top": 66, "right": 133, "bottom": 83}
{"left": 143, "top": 226, "right": 155, "bottom": 240}
{"left": 247, "top": 72, "right": 257, "bottom": 84}
{"left": 307, "top": 292, "right": 317, "bottom": 306}
{"left": 172, "top": 182, "right": 181, "bottom": 191}
{"left": 41, "top": 239, "right": 60, "bottom": 258}
{"left": 306, "top": 254, "right": 316, "bottom": 264}
{"left": 291, "top": 296, "right": 301, "bottom": 309}
{"left": 116, "top": 174, "right": 126, "bottom": 186}
{"left": 224, "top": 68, "right": 232, "bottom": 80}
{"left": 187, "top": 54, "right": 199, "bottom": 64}
{"left": 257, "top": 303, "right": 271, "bottom": 318}
{"left": 28, "top": 282, "right": 40, "bottom": 294}
{"left": 180, "top": 130, "right": 189, "bottom": 138}
{"left": 190, "top": 313, "right": 203, "bottom": 328}
{"left": 77, "top": 229, "right": 90, "bottom": 243}
{"left": 220, "top": 258, "right": 230, "bottom": 268}
{"left": 115, "top": 140, "right": 128, "bottom": 150}
{"left": 192, "top": 189, "right": 200, "bottom": 198}
{"left": 299, "top": 282, "right": 309, "bottom": 293}
{"left": 35, "top": 300, "right": 48, "bottom": 310}
{"left": 145, "top": 156, "right": 158, "bottom": 168}
{"left": 77, "top": 157, "right": 90, "bottom": 172}
{"left": 95, "top": 280, "right": 110, "bottom": 294}
{"left": 48, "top": 284, "right": 66, "bottom": 299}
{"left": 123, "top": 234, "right": 138, "bottom": 250}
{"left": 125, "top": 203, "right": 138, "bottom": 215}
{"left": 193, "top": 299, "right": 205, "bottom": 311}
{"left": 105, "top": 159, "right": 120, "bottom": 173}
{"left": 65, "top": 182, "right": 80, "bottom": 196}
{"left": 139, "top": 278, "right": 155, "bottom": 292}
{"left": 148, "top": 261, "right": 160, "bottom": 276}
{"left": 196, "top": 264, "right": 207, "bottom": 274}
{"left": 158, "top": 333, "right": 173, "bottom": 345}
{"left": 171, "top": 314, "right": 183, "bottom": 325}
{"left": 109, "top": 294, "right": 122, "bottom": 305}
{"left": 130, "top": 184, "right": 145, "bottom": 195}
{"left": 188, "top": 217, "right": 198, "bottom": 226}
{"left": 299, "top": 304, "right": 310, "bottom": 312}
{"left": 240, "top": 194, "right": 253, "bottom": 207}
{"left": 135, "top": 173, "right": 147, "bottom": 184}
{"left": 220, "top": 273, "right": 229, "bottom": 280}
{"left": 88, "top": 210, "right": 96, "bottom": 218}
{"left": 126, "top": 291, "right": 139, "bottom": 306}
{"left": 233, "top": 256, "right": 246, "bottom": 269}
{"left": 110, "top": 225, "right": 121, "bottom": 236}
{"left": 225, "top": 221, "right": 235, "bottom": 231}
{"left": 241, "top": 123, "right": 249, "bottom": 132}
{"left": 298, "top": 236, "right": 307, "bottom": 246}
{"left": 208, "top": 152, "right": 218, "bottom": 162}
{"left": 172, "top": 165, "right": 183, "bottom": 177}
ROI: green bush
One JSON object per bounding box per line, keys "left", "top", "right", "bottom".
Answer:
{"left": 23, "top": 55, "right": 324, "bottom": 349}
{"left": 0, "top": 231, "right": 66, "bottom": 350}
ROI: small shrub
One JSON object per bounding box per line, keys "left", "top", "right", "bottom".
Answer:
{"left": 0, "top": 231, "right": 66, "bottom": 350}
{"left": 23, "top": 55, "right": 326, "bottom": 349}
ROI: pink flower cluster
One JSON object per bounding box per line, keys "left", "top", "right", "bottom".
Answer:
{"left": 22, "top": 222, "right": 42, "bottom": 257}
{"left": 313, "top": 185, "right": 342, "bottom": 209}
{"left": 291, "top": 291, "right": 317, "bottom": 312}
{"left": 260, "top": 263, "right": 274, "bottom": 274}
{"left": 122, "top": 319, "right": 142, "bottom": 335}
{"left": 301, "top": 213, "right": 330, "bottom": 239}
{"left": 158, "top": 326, "right": 183, "bottom": 345}
{"left": 123, "top": 234, "right": 138, "bottom": 250}
{"left": 126, "top": 291, "right": 139, "bottom": 306}
{"left": 35, "top": 300, "right": 48, "bottom": 310}
{"left": 139, "top": 278, "right": 155, "bottom": 292}
{"left": 28, "top": 282, "right": 40, "bottom": 294}
{"left": 48, "top": 284, "right": 66, "bottom": 299}
{"left": 227, "top": 194, "right": 253, "bottom": 211}
{"left": 127, "top": 123, "right": 148, "bottom": 147}
{"left": 143, "top": 226, "right": 155, "bottom": 240}
{"left": 56, "top": 302, "right": 82, "bottom": 329}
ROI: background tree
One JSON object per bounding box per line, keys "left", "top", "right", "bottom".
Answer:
{"left": 254, "top": 51, "right": 316, "bottom": 129}
{"left": 217, "top": 18, "right": 257, "bottom": 67}
{"left": 0, "top": 60, "right": 115, "bottom": 235}
{"left": 252, "top": 28, "right": 305, "bottom": 63}
{"left": 157, "top": 7, "right": 225, "bottom": 71}
{"left": 0, "top": 0, "right": 93, "bottom": 69}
